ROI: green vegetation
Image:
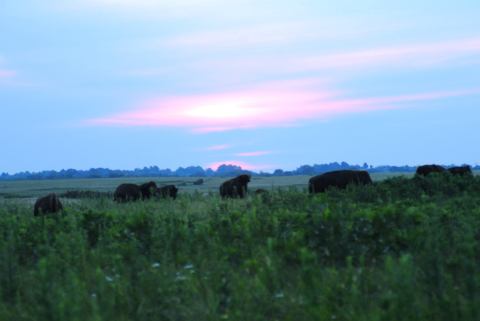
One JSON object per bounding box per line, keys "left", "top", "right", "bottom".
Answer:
{"left": 1, "top": 173, "right": 480, "bottom": 320}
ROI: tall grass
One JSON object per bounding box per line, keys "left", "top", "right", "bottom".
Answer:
{"left": 0, "top": 174, "right": 479, "bottom": 320}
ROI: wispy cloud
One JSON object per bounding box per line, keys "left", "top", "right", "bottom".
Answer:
{"left": 0, "top": 70, "right": 16, "bottom": 78}
{"left": 205, "top": 144, "right": 231, "bottom": 151}
{"left": 235, "top": 151, "right": 272, "bottom": 157}
{"left": 298, "top": 37, "right": 480, "bottom": 70}
{"left": 164, "top": 20, "right": 367, "bottom": 50}
{"left": 58, "top": 0, "right": 256, "bottom": 19}
{"left": 202, "top": 37, "right": 480, "bottom": 75}
{"left": 207, "top": 160, "right": 273, "bottom": 171}
{"left": 87, "top": 78, "right": 480, "bottom": 132}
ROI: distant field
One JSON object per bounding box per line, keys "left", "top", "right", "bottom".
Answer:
{"left": 0, "top": 173, "right": 416, "bottom": 199}
{"left": 0, "top": 176, "right": 306, "bottom": 199}
{"left": 1, "top": 171, "right": 478, "bottom": 199}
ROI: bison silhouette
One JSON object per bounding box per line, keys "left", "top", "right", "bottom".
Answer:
{"left": 140, "top": 181, "right": 158, "bottom": 200}
{"left": 157, "top": 185, "right": 178, "bottom": 199}
{"left": 220, "top": 174, "right": 251, "bottom": 199}
{"left": 309, "top": 170, "right": 372, "bottom": 194}
{"left": 448, "top": 166, "right": 472, "bottom": 176}
{"left": 114, "top": 183, "right": 142, "bottom": 202}
{"left": 34, "top": 193, "right": 63, "bottom": 216}
{"left": 416, "top": 164, "right": 446, "bottom": 176}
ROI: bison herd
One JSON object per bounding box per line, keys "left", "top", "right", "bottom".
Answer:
{"left": 113, "top": 181, "right": 178, "bottom": 202}
{"left": 32, "top": 164, "right": 474, "bottom": 216}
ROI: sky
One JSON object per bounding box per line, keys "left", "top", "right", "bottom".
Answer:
{"left": 1, "top": 0, "right": 479, "bottom": 173}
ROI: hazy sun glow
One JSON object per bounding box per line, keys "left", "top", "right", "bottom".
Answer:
{"left": 181, "top": 100, "right": 261, "bottom": 120}
{"left": 88, "top": 80, "right": 480, "bottom": 133}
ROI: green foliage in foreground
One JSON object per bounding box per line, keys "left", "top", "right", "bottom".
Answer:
{"left": 1, "top": 174, "right": 480, "bottom": 321}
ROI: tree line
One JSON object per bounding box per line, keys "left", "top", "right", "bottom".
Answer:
{"left": 1, "top": 162, "right": 477, "bottom": 181}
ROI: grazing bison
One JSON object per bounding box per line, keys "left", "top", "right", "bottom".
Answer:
{"left": 448, "top": 165, "right": 472, "bottom": 176}
{"left": 140, "top": 181, "right": 158, "bottom": 200}
{"left": 416, "top": 164, "right": 446, "bottom": 176}
{"left": 219, "top": 174, "right": 251, "bottom": 199}
{"left": 193, "top": 178, "right": 204, "bottom": 185}
{"left": 156, "top": 185, "right": 178, "bottom": 199}
{"left": 34, "top": 193, "right": 63, "bottom": 216}
{"left": 308, "top": 170, "right": 372, "bottom": 194}
{"left": 114, "top": 183, "right": 142, "bottom": 202}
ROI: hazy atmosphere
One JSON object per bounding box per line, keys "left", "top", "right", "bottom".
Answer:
{"left": 1, "top": 0, "right": 479, "bottom": 173}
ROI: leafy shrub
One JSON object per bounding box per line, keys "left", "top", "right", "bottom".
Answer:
{"left": 0, "top": 174, "right": 479, "bottom": 320}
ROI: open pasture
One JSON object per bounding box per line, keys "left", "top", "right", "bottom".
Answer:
{"left": 0, "top": 172, "right": 424, "bottom": 200}
{"left": 0, "top": 173, "right": 480, "bottom": 320}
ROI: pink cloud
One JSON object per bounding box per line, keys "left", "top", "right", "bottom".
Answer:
{"left": 205, "top": 144, "right": 231, "bottom": 151}
{"left": 298, "top": 37, "right": 480, "bottom": 70}
{"left": 235, "top": 151, "right": 272, "bottom": 157}
{"left": 87, "top": 79, "right": 480, "bottom": 132}
{"left": 0, "top": 70, "right": 16, "bottom": 78}
{"left": 207, "top": 160, "right": 273, "bottom": 171}
{"left": 203, "top": 37, "right": 480, "bottom": 74}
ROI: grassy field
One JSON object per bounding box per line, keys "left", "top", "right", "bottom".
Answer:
{"left": 2, "top": 172, "right": 478, "bottom": 200}
{"left": 0, "top": 176, "right": 307, "bottom": 199}
{"left": 1, "top": 173, "right": 480, "bottom": 320}
{"left": 0, "top": 173, "right": 424, "bottom": 200}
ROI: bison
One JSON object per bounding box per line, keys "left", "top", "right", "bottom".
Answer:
{"left": 448, "top": 165, "right": 472, "bottom": 176}
{"left": 114, "top": 183, "right": 142, "bottom": 202}
{"left": 156, "top": 185, "right": 178, "bottom": 199}
{"left": 308, "top": 170, "right": 372, "bottom": 194}
{"left": 140, "top": 181, "right": 158, "bottom": 200}
{"left": 416, "top": 164, "right": 446, "bottom": 176}
{"left": 34, "top": 193, "right": 63, "bottom": 216}
{"left": 219, "top": 174, "right": 251, "bottom": 199}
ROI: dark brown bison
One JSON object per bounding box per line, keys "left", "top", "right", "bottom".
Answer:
{"left": 114, "top": 183, "right": 142, "bottom": 202}
{"left": 219, "top": 174, "right": 251, "bottom": 199}
{"left": 140, "top": 181, "right": 158, "bottom": 200}
{"left": 416, "top": 164, "right": 446, "bottom": 176}
{"left": 156, "top": 185, "right": 178, "bottom": 199}
{"left": 448, "top": 165, "right": 472, "bottom": 176}
{"left": 34, "top": 193, "right": 63, "bottom": 216}
{"left": 308, "top": 170, "right": 372, "bottom": 194}
{"left": 193, "top": 178, "right": 204, "bottom": 185}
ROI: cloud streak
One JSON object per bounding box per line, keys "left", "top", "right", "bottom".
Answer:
{"left": 0, "top": 70, "right": 16, "bottom": 79}
{"left": 235, "top": 151, "right": 272, "bottom": 157}
{"left": 205, "top": 144, "right": 231, "bottom": 151}
{"left": 202, "top": 37, "right": 480, "bottom": 75}
{"left": 164, "top": 20, "right": 368, "bottom": 50}
{"left": 87, "top": 79, "right": 480, "bottom": 133}
{"left": 58, "top": 0, "right": 259, "bottom": 20}
{"left": 299, "top": 37, "right": 480, "bottom": 70}
{"left": 207, "top": 160, "right": 273, "bottom": 171}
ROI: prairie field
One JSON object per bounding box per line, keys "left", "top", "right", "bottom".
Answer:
{"left": 0, "top": 173, "right": 420, "bottom": 200}
{"left": 0, "top": 173, "right": 480, "bottom": 320}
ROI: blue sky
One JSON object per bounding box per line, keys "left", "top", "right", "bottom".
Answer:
{"left": 1, "top": 0, "right": 479, "bottom": 173}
